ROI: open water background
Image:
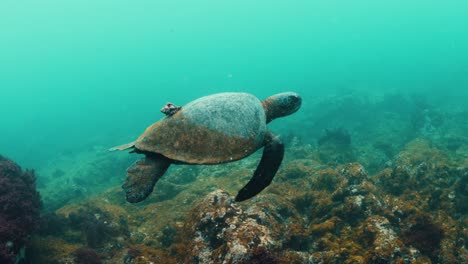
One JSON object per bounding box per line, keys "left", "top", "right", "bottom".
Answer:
{"left": 1, "top": 0, "right": 467, "bottom": 168}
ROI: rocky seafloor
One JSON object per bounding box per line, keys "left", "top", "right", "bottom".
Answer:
{"left": 25, "top": 135, "right": 466, "bottom": 264}
{"left": 4, "top": 92, "right": 468, "bottom": 263}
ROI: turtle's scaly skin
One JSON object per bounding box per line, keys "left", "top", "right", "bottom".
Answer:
{"left": 135, "top": 93, "right": 267, "bottom": 164}
{"left": 111, "top": 92, "right": 302, "bottom": 203}
{"left": 262, "top": 93, "right": 302, "bottom": 123}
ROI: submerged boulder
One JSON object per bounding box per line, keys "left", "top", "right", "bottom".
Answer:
{"left": 0, "top": 155, "right": 42, "bottom": 264}
{"left": 171, "top": 190, "right": 303, "bottom": 264}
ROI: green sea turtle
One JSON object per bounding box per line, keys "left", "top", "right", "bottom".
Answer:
{"left": 110, "top": 92, "right": 302, "bottom": 203}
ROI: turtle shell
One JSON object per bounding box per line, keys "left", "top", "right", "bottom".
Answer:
{"left": 135, "top": 93, "right": 267, "bottom": 164}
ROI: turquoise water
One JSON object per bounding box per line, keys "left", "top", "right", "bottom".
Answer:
{"left": 2, "top": 1, "right": 467, "bottom": 168}
{"left": 1, "top": 2, "right": 468, "bottom": 263}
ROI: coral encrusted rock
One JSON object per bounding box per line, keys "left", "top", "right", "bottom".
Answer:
{"left": 0, "top": 155, "right": 41, "bottom": 264}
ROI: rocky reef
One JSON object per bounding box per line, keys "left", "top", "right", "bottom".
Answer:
{"left": 24, "top": 91, "right": 467, "bottom": 263}
{"left": 27, "top": 135, "right": 467, "bottom": 263}
{"left": 36, "top": 147, "right": 133, "bottom": 212}
{"left": 0, "top": 155, "right": 42, "bottom": 264}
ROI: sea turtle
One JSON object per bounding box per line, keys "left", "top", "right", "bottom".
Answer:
{"left": 110, "top": 92, "right": 302, "bottom": 203}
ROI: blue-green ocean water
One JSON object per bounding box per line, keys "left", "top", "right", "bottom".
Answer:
{"left": 1, "top": 0, "right": 468, "bottom": 167}
{"left": 1, "top": 2, "right": 468, "bottom": 263}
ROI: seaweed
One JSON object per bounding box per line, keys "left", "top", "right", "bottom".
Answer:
{"left": 401, "top": 214, "right": 444, "bottom": 262}
{"left": 73, "top": 247, "right": 102, "bottom": 264}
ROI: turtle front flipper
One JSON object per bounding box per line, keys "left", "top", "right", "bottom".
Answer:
{"left": 123, "top": 154, "right": 171, "bottom": 203}
{"left": 235, "top": 133, "right": 284, "bottom": 202}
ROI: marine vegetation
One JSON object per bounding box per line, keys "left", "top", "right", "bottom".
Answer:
{"left": 27, "top": 136, "right": 468, "bottom": 263}
{"left": 72, "top": 247, "right": 102, "bottom": 264}
{"left": 0, "top": 155, "right": 42, "bottom": 264}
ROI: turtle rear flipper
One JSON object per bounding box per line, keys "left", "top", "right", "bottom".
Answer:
{"left": 123, "top": 154, "right": 171, "bottom": 203}
{"left": 235, "top": 133, "right": 284, "bottom": 202}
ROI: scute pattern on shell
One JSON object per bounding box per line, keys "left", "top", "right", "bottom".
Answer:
{"left": 135, "top": 93, "right": 267, "bottom": 164}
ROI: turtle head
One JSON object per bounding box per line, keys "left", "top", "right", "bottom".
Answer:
{"left": 262, "top": 92, "right": 302, "bottom": 123}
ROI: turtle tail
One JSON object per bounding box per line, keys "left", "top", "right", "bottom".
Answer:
{"left": 108, "top": 141, "right": 136, "bottom": 151}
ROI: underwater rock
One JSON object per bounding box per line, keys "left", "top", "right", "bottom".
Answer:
{"left": 376, "top": 139, "right": 454, "bottom": 196}
{"left": 37, "top": 212, "right": 68, "bottom": 236}
{"left": 400, "top": 213, "right": 444, "bottom": 261}
{"left": 67, "top": 205, "right": 129, "bottom": 249}
{"left": 72, "top": 247, "right": 102, "bottom": 264}
{"left": 29, "top": 135, "right": 468, "bottom": 263}
{"left": 357, "top": 215, "right": 407, "bottom": 263}
{"left": 0, "top": 155, "right": 42, "bottom": 264}
{"left": 172, "top": 190, "right": 288, "bottom": 264}
{"left": 317, "top": 128, "right": 356, "bottom": 165}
